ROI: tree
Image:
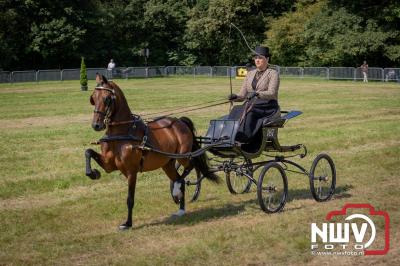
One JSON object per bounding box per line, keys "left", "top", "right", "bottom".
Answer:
{"left": 265, "top": 0, "right": 400, "bottom": 66}
{"left": 0, "top": 0, "right": 36, "bottom": 70}
{"left": 265, "top": 0, "right": 323, "bottom": 66}
{"left": 30, "top": 17, "right": 86, "bottom": 68}
{"left": 184, "top": 0, "right": 273, "bottom": 66}
{"left": 326, "top": 0, "right": 400, "bottom": 66}
{"left": 5, "top": 0, "right": 399, "bottom": 69}
{"left": 80, "top": 57, "right": 88, "bottom": 91}
{"left": 304, "top": 6, "right": 393, "bottom": 66}
{"left": 142, "top": 0, "right": 189, "bottom": 65}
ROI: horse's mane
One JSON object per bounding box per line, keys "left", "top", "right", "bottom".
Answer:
{"left": 108, "top": 81, "right": 131, "bottom": 115}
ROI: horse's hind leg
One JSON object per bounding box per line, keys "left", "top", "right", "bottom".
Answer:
{"left": 163, "top": 160, "right": 186, "bottom": 216}
{"left": 177, "top": 158, "right": 193, "bottom": 172}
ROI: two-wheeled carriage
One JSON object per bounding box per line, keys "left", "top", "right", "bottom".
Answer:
{"left": 86, "top": 74, "right": 336, "bottom": 230}
{"left": 171, "top": 110, "right": 336, "bottom": 213}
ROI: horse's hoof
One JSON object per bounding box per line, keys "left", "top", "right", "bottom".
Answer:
{"left": 119, "top": 223, "right": 132, "bottom": 231}
{"left": 172, "top": 209, "right": 185, "bottom": 217}
{"left": 86, "top": 169, "right": 101, "bottom": 180}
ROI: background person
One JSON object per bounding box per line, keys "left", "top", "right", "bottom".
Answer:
{"left": 228, "top": 46, "right": 280, "bottom": 142}
{"left": 361, "top": 60, "right": 368, "bottom": 82}
{"left": 107, "top": 59, "right": 116, "bottom": 79}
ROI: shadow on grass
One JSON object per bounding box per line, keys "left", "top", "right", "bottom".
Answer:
{"left": 134, "top": 202, "right": 247, "bottom": 230}
{"left": 287, "top": 184, "right": 353, "bottom": 202}
{"left": 133, "top": 184, "right": 353, "bottom": 230}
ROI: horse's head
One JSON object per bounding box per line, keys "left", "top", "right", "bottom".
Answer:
{"left": 90, "top": 74, "right": 116, "bottom": 131}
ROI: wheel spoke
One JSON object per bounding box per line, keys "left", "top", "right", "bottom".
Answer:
{"left": 258, "top": 163, "right": 287, "bottom": 213}
{"left": 267, "top": 193, "right": 272, "bottom": 208}
{"left": 310, "top": 154, "right": 335, "bottom": 202}
{"left": 226, "top": 158, "right": 252, "bottom": 194}
{"left": 318, "top": 181, "right": 322, "bottom": 198}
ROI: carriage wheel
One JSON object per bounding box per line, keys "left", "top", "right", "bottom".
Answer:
{"left": 309, "top": 153, "right": 336, "bottom": 202}
{"left": 170, "top": 161, "right": 201, "bottom": 204}
{"left": 257, "top": 162, "right": 288, "bottom": 213}
{"left": 226, "top": 158, "right": 252, "bottom": 194}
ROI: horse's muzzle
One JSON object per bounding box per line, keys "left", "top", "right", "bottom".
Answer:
{"left": 92, "top": 122, "right": 105, "bottom": 131}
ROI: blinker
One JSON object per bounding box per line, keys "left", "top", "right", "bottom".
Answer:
{"left": 104, "top": 96, "right": 112, "bottom": 106}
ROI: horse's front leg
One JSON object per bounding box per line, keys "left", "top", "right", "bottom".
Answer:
{"left": 119, "top": 172, "right": 137, "bottom": 230}
{"left": 85, "top": 149, "right": 105, "bottom": 179}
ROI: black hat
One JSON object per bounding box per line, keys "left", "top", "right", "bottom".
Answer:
{"left": 254, "top": 46, "right": 270, "bottom": 57}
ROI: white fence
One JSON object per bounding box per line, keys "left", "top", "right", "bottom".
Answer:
{"left": 0, "top": 66, "right": 399, "bottom": 83}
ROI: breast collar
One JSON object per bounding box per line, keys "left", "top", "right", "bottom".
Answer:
{"left": 99, "top": 115, "right": 146, "bottom": 143}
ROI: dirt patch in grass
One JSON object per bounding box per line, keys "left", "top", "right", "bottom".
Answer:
{"left": 0, "top": 182, "right": 124, "bottom": 211}
{"left": 0, "top": 114, "right": 90, "bottom": 129}
{"left": 332, "top": 140, "right": 400, "bottom": 155}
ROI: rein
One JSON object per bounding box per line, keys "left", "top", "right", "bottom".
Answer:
{"left": 91, "top": 83, "right": 233, "bottom": 160}
{"left": 105, "top": 99, "right": 230, "bottom": 126}
{"left": 239, "top": 98, "right": 256, "bottom": 125}
{"left": 141, "top": 99, "right": 230, "bottom": 120}
{"left": 95, "top": 84, "right": 229, "bottom": 126}
{"left": 149, "top": 100, "right": 230, "bottom": 119}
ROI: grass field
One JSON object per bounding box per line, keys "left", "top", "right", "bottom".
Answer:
{"left": 0, "top": 77, "right": 399, "bottom": 265}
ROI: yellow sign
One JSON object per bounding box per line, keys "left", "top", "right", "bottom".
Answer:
{"left": 236, "top": 67, "right": 247, "bottom": 79}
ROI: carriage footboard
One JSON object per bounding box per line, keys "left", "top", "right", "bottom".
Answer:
{"left": 278, "top": 144, "right": 302, "bottom": 152}
{"left": 267, "top": 143, "right": 307, "bottom": 158}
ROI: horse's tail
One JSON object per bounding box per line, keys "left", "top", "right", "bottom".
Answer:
{"left": 179, "top": 116, "right": 220, "bottom": 183}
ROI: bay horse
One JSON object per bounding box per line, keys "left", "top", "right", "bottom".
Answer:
{"left": 85, "top": 74, "right": 219, "bottom": 230}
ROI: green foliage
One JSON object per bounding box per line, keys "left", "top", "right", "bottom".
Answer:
{"left": 80, "top": 57, "right": 87, "bottom": 88}
{"left": 1, "top": 0, "right": 399, "bottom": 69}
{"left": 265, "top": 0, "right": 400, "bottom": 66}
{"left": 142, "top": 0, "right": 189, "bottom": 65}
{"left": 0, "top": 0, "right": 295, "bottom": 69}
{"left": 30, "top": 17, "right": 85, "bottom": 61}
{"left": 0, "top": 0, "right": 34, "bottom": 70}
{"left": 266, "top": 0, "right": 323, "bottom": 66}
{"left": 304, "top": 7, "right": 392, "bottom": 66}
{"left": 183, "top": 0, "right": 279, "bottom": 65}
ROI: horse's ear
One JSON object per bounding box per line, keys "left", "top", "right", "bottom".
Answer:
{"left": 102, "top": 75, "right": 108, "bottom": 84}
{"left": 95, "top": 73, "right": 102, "bottom": 84}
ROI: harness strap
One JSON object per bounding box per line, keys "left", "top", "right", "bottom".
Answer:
{"left": 95, "top": 86, "right": 115, "bottom": 94}
{"left": 139, "top": 124, "right": 149, "bottom": 149}
{"left": 108, "top": 120, "right": 135, "bottom": 126}
{"left": 106, "top": 114, "right": 142, "bottom": 127}
{"left": 130, "top": 138, "right": 229, "bottom": 159}
{"left": 138, "top": 125, "right": 149, "bottom": 172}
{"left": 99, "top": 135, "right": 142, "bottom": 142}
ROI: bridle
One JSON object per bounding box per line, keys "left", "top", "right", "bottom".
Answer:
{"left": 93, "top": 85, "right": 116, "bottom": 125}
{"left": 93, "top": 84, "right": 140, "bottom": 127}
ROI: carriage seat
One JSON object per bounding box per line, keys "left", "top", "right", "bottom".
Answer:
{"left": 204, "top": 119, "right": 239, "bottom": 146}
{"left": 260, "top": 107, "right": 281, "bottom": 127}
{"left": 263, "top": 110, "right": 302, "bottom": 128}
